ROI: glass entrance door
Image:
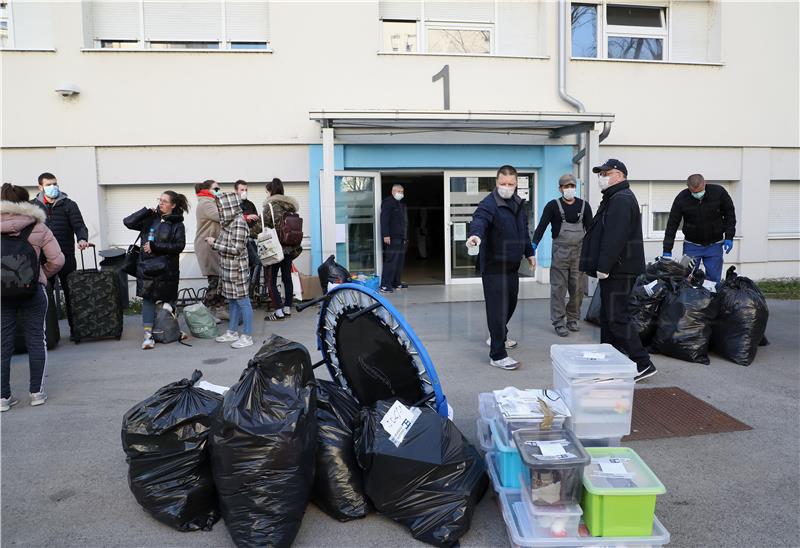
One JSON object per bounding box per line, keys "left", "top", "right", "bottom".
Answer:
{"left": 333, "top": 171, "right": 382, "bottom": 275}
{"left": 444, "top": 170, "right": 537, "bottom": 284}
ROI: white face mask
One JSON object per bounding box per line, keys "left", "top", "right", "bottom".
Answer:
{"left": 562, "top": 188, "right": 576, "bottom": 201}
{"left": 239, "top": 191, "right": 248, "bottom": 201}
{"left": 393, "top": 192, "right": 404, "bottom": 201}
{"left": 497, "top": 186, "right": 516, "bottom": 199}
{"left": 598, "top": 176, "right": 610, "bottom": 191}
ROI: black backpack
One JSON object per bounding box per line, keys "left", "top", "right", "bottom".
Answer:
{"left": 1, "top": 224, "right": 39, "bottom": 301}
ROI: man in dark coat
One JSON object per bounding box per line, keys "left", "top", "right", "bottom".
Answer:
{"left": 467, "top": 165, "right": 535, "bottom": 371}
{"left": 379, "top": 184, "right": 408, "bottom": 293}
{"left": 662, "top": 173, "right": 736, "bottom": 284}
{"left": 580, "top": 159, "right": 656, "bottom": 382}
{"left": 32, "top": 172, "right": 91, "bottom": 337}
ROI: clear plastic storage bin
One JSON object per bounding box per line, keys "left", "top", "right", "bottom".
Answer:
{"left": 489, "top": 418, "right": 525, "bottom": 489}
{"left": 493, "top": 388, "right": 571, "bottom": 446}
{"left": 551, "top": 344, "right": 635, "bottom": 438}
{"left": 486, "top": 451, "right": 520, "bottom": 495}
{"left": 582, "top": 447, "right": 666, "bottom": 537}
{"left": 477, "top": 418, "right": 494, "bottom": 452}
{"left": 520, "top": 484, "right": 582, "bottom": 538}
{"left": 513, "top": 429, "right": 590, "bottom": 506}
{"left": 499, "top": 490, "right": 671, "bottom": 548}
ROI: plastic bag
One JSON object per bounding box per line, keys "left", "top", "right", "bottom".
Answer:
{"left": 584, "top": 290, "right": 601, "bottom": 325}
{"left": 356, "top": 399, "right": 488, "bottom": 547}
{"left": 152, "top": 302, "right": 181, "bottom": 344}
{"left": 644, "top": 256, "right": 691, "bottom": 283}
{"left": 121, "top": 370, "right": 222, "bottom": 531}
{"left": 318, "top": 254, "right": 351, "bottom": 294}
{"left": 628, "top": 274, "right": 670, "bottom": 345}
{"left": 652, "top": 274, "right": 719, "bottom": 364}
{"left": 210, "top": 335, "right": 317, "bottom": 548}
{"left": 711, "top": 266, "right": 769, "bottom": 366}
{"left": 183, "top": 302, "right": 218, "bottom": 339}
{"left": 312, "top": 380, "right": 370, "bottom": 522}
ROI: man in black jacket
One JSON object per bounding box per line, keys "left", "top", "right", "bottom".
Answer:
{"left": 32, "top": 172, "right": 91, "bottom": 337}
{"left": 662, "top": 173, "right": 736, "bottom": 284}
{"left": 580, "top": 159, "right": 656, "bottom": 382}
{"left": 379, "top": 184, "right": 408, "bottom": 293}
{"left": 467, "top": 165, "right": 535, "bottom": 371}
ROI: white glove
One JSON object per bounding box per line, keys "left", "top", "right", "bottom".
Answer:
{"left": 597, "top": 272, "right": 609, "bottom": 280}
{"left": 466, "top": 235, "right": 481, "bottom": 248}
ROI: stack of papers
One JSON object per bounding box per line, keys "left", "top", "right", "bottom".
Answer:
{"left": 492, "top": 387, "right": 572, "bottom": 419}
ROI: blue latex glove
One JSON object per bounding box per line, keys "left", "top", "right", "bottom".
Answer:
{"left": 723, "top": 239, "right": 733, "bottom": 254}
{"left": 531, "top": 241, "right": 538, "bottom": 254}
{"left": 662, "top": 251, "right": 672, "bottom": 259}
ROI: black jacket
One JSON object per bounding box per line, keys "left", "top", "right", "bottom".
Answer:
{"left": 31, "top": 192, "right": 89, "bottom": 254}
{"left": 380, "top": 196, "right": 407, "bottom": 239}
{"left": 663, "top": 184, "right": 736, "bottom": 252}
{"left": 468, "top": 190, "right": 534, "bottom": 273}
{"left": 123, "top": 207, "right": 186, "bottom": 302}
{"left": 532, "top": 198, "right": 593, "bottom": 247}
{"left": 580, "top": 181, "right": 645, "bottom": 277}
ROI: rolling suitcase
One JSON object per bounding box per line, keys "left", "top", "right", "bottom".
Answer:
{"left": 14, "top": 282, "right": 61, "bottom": 353}
{"left": 67, "top": 246, "right": 123, "bottom": 343}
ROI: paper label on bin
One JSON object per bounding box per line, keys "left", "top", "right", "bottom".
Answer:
{"left": 582, "top": 351, "right": 607, "bottom": 360}
{"left": 599, "top": 458, "right": 628, "bottom": 476}
{"left": 381, "top": 401, "right": 421, "bottom": 447}
{"left": 537, "top": 441, "right": 568, "bottom": 457}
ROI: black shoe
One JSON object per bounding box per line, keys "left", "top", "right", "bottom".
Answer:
{"left": 379, "top": 286, "right": 394, "bottom": 294}
{"left": 555, "top": 326, "right": 569, "bottom": 337}
{"left": 635, "top": 362, "right": 657, "bottom": 382}
{"left": 394, "top": 282, "right": 409, "bottom": 289}
{"left": 566, "top": 322, "right": 580, "bottom": 332}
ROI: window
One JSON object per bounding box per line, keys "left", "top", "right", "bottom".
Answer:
{"left": 88, "top": 0, "right": 270, "bottom": 51}
{"left": 0, "top": 2, "right": 9, "bottom": 48}
{"left": 427, "top": 25, "right": 491, "bottom": 54}
{"left": 768, "top": 181, "right": 800, "bottom": 236}
{"left": 571, "top": 2, "right": 668, "bottom": 61}
{"left": 382, "top": 20, "right": 417, "bottom": 52}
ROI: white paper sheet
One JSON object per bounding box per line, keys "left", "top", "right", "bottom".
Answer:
{"left": 335, "top": 223, "right": 347, "bottom": 244}
{"left": 466, "top": 177, "right": 479, "bottom": 194}
{"left": 454, "top": 223, "right": 467, "bottom": 241}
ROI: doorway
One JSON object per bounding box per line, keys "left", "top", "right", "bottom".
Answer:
{"left": 381, "top": 173, "right": 445, "bottom": 285}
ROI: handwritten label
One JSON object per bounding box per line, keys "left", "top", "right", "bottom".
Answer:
{"left": 380, "top": 401, "right": 421, "bottom": 447}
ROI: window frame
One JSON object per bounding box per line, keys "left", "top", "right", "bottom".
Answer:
{"left": 425, "top": 21, "right": 494, "bottom": 56}
{"left": 380, "top": 19, "right": 421, "bottom": 53}
{"left": 571, "top": 1, "right": 671, "bottom": 62}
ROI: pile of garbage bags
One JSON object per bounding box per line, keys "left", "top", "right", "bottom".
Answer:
{"left": 122, "top": 336, "right": 487, "bottom": 547}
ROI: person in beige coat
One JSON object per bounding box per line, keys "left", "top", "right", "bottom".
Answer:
{"left": 194, "top": 180, "right": 224, "bottom": 308}
{"left": 1, "top": 184, "right": 65, "bottom": 411}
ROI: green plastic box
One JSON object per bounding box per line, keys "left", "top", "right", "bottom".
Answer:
{"left": 581, "top": 447, "right": 666, "bottom": 537}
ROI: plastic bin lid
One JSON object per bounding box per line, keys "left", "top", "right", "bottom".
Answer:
{"left": 499, "top": 490, "right": 671, "bottom": 547}
{"left": 550, "top": 344, "right": 636, "bottom": 378}
{"left": 582, "top": 447, "right": 666, "bottom": 495}
{"left": 479, "top": 392, "right": 498, "bottom": 420}
{"left": 513, "top": 429, "right": 590, "bottom": 469}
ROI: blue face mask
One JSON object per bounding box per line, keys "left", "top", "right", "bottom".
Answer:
{"left": 44, "top": 185, "right": 60, "bottom": 199}
{"left": 211, "top": 188, "right": 221, "bottom": 196}
{"left": 691, "top": 190, "right": 705, "bottom": 200}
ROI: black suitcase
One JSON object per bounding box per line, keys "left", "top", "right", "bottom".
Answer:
{"left": 67, "top": 246, "right": 123, "bottom": 343}
{"left": 14, "top": 282, "right": 61, "bottom": 353}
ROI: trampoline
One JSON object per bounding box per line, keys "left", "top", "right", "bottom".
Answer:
{"left": 298, "top": 283, "right": 449, "bottom": 417}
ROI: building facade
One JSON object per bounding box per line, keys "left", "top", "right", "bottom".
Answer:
{"left": 2, "top": 0, "right": 798, "bottom": 288}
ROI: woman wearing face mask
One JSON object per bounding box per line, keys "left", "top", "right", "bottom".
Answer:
{"left": 262, "top": 178, "right": 301, "bottom": 320}
{"left": 531, "top": 174, "right": 594, "bottom": 337}
{"left": 194, "top": 179, "right": 225, "bottom": 312}
{"left": 123, "top": 191, "right": 189, "bottom": 349}
{"left": 233, "top": 180, "right": 263, "bottom": 290}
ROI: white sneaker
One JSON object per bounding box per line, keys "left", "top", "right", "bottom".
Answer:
{"left": 216, "top": 330, "right": 239, "bottom": 343}
{"left": 489, "top": 357, "right": 520, "bottom": 370}
{"left": 1, "top": 396, "right": 19, "bottom": 412}
{"left": 231, "top": 335, "right": 254, "bottom": 349}
{"left": 142, "top": 335, "right": 155, "bottom": 350}
{"left": 486, "top": 338, "right": 518, "bottom": 349}
{"left": 282, "top": 306, "right": 292, "bottom": 316}
{"left": 30, "top": 392, "right": 47, "bottom": 407}
{"left": 274, "top": 308, "right": 285, "bottom": 319}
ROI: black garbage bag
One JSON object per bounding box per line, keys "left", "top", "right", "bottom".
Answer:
{"left": 210, "top": 335, "right": 317, "bottom": 548}
{"left": 121, "top": 370, "right": 222, "bottom": 531}
{"left": 628, "top": 274, "right": 670, "bottom": 344}
{"left": 644, "top": 256, "right": 691, "bottom": 283}
{"left": 318, "top": 254, "right": 351, "bottom": 294}
{"left": 711, "top": 266, "right": 769, "bottom": 366}
{"left": 356, "top": 399, "right": 488, "bottom": 547}
{"left": 152, "top": 302, "right": 181, "bottom": 344}
{"left": 584, "top": 290, "right": 601, "bottom": 325}
{"left": 652, "top": 274, "right": 719, "bottom": 364}
{"left": 312, "top": 380, "right": 370, "bottom": 522}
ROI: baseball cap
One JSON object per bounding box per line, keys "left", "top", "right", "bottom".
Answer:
{"left": 592, "top": 159, "right": 627, "bottom": 176}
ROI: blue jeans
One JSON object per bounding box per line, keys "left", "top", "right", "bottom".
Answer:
{"left": 683, "top": 241, "right": 724, "bottom": 283}
{"left": 142, "top": 298, "right": 156, "bottom": 328}
{"left": 229, "top": 297, "right": 253, "bottom": 336}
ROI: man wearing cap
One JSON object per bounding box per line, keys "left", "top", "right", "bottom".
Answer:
{"left": 662, "top": 173, "right": 736, "bottom": 284}
{"left": 531, "top": 174, "right": 593, "bottom": 337}
{"left": 580, "top": 159, "right": 657, "bottom": 382}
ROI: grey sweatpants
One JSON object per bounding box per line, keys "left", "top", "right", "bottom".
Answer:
{"left": 1, "top": 284, "right": 49, "bottom": 399}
